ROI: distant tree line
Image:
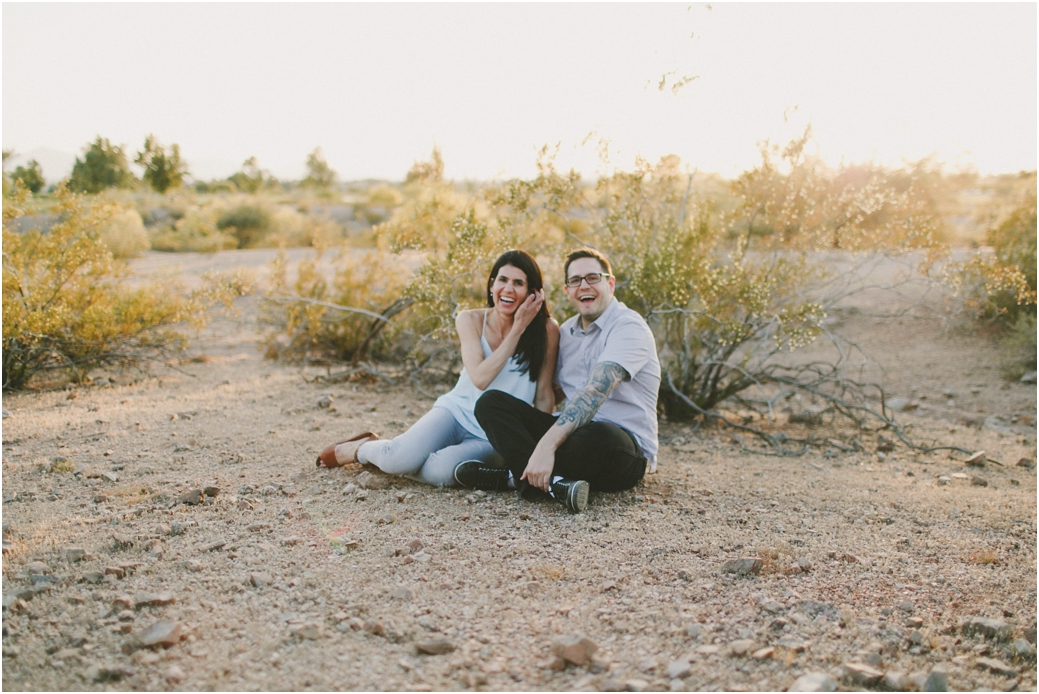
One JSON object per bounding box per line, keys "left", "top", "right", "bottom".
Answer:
{"left": 3, "top": 136, "right": 337, "bottom": 196}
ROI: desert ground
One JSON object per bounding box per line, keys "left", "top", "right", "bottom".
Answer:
{"left": 1, "top": 249, "right": 1036, "bottom": 692}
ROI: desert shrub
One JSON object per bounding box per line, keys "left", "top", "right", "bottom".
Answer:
{"left": 261, "top": 248, "right": 412, "bottom": 364}
{"left": 194, "top": 179, "right": 236, "bottom": 194}
{"left": 98, "top": 207, "right": 150, "bottom": 259}
{"left": 264, "top": 207, "right": 343, "bottom": 250}
{"left": 217, "top": 203, "right": 271, "bottom": 248}
{"left": 947, "top": 188, "right": 1037, "bottom": 326}
{"left": 1000, "top": 313, "right": 1037, "bottom": 380}
{"left": 2, "top": 186, "right": 241, "bottom": 390}
{"left": 727, "top": 129, "right": 946, "bottom": 252}
{"left": 150, "top": 204, "right": 237, "bottom": 253}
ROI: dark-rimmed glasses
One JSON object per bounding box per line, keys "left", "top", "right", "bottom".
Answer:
{"left": 565, "top": 272, "right": 611, "bottom": 288}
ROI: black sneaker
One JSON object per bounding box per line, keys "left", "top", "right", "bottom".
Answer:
{"left": 453, "top": 460, "right": 509, "bottom": 491}
{"left": 550, "top": 478, "right": 590, "bottom": 514}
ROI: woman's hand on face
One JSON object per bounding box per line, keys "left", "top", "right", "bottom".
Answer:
{"left": 513, "top": 289, "right": 544, "bottom": 329}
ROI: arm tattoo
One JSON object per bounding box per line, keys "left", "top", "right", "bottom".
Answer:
{"left": 554, "top": 361, "right": 629, "bottom": 429}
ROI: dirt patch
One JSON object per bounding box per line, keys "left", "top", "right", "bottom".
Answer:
{"left": 2, "top": 254, "right": 1035, "bottom": 691}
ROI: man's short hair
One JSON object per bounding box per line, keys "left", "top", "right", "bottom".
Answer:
{"left": 564, "top": 247, "right": 613, "bottom": 279}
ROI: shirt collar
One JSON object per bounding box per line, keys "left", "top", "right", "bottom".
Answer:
{"left": 570, "top": 298, "right": 619, "bottom": 335}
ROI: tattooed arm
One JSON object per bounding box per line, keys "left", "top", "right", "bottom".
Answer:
{"left": 520, "top": 361, "right": 629, "bottom": 491}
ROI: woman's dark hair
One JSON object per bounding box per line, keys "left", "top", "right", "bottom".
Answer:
{"left": 486, "top": 249, "right": 550, "bottom": 382}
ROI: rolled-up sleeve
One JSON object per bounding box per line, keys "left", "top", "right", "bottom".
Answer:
{"left": 597, "top": 316, "right": 655, "bottom": 381}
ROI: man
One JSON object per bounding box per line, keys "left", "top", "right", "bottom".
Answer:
{"left": 454, "top": 247, "right": 660, "bottom": 513}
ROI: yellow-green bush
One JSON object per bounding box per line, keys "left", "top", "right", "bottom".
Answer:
{"left": 261, "top": 248, "right": 412, "bottom": 363}
{"left": 150, "top": 203, "right": 237, "bottom": 252}
{"left": 2, "top": 186, "right": 241, "bottom": 390}
{"left": 98, "top": 207, "right": 150, "bottom": 258}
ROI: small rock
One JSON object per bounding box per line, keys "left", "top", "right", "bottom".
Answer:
{"left": 202, "top": 486, "right": 220, "bottom": 498}
{"left": 887, "top": 397, "right": 911, "bottom": 412}
{"left": 134, "top": 592, "right": 174, "bottom": 608}
{"left": 899, "top": 600, "right": 915, "bottom": 613}
{"left": 965, "top": 451, "right": 986, "bottom": 467}
{"left": 111, "top": 533, "right": 134, "bottom": 549}
{"left": 883, "top": 672, "right": 907, "bottom": 691}
{"left": 101, "top": 471, "right": 119, "bottom": 483}
{"left": 166, "top": 664, "right": 185, "bottom": 683}
{"left": 1016, "top": 458, "right": 1035, "bottom": 468}
{"left": 971, "top": 476, "right": 989, "bottom": 487}
{"left": 763, "top": 601, "right": 784, "bottom": 614}
{"left": 937, "top": 475, "right": 952, "bottom": 486}
{"left": 65, "top": 548, "right": 87, "bottom": 562}
{"left": 637, "top": 658, "right": 657, "bottom": 673}
{"left": 728, "top": 639, "right": 756, "bottom": 656}
{"left": 200, "top": 541, "right": 226, "bottom": 553}
{"left": 876, "top": 436, "right": 896, "bottom": 453}
{"left": 669, "top": 678, "right": 685, "bottom": 692}
{"left": 137, "top": 620, "right": 182, "bottom": 648}
{"left": 292, "top": 623, "right": 322, "bottom": 640}
{"left": 842, "top": 662, "right": 883, "bottom": 686}
{"left": 250, "top": 573, "right": 272, "bottom": 588}
{"left": 684, "top": 623, "right": 703, "bottom": 639}
{"left": 720, "top": 558, "right": 762, "bottom": 576}
{"left": 666, "top": 659, "right": 691, "bottom": 679}
{"left": 415, "top": 638, "right": 455, "bottom": 655}
{"left": 114, "top": 595, "right": 135, "bottom": 610}
{"left": 788, "top": 672, "right": 837, "bottom": 692}
{"left": 178, "top": 489, "right": 203, "bottom": 506}
{"left": 82, "top": 571, "right": 104, "bottom": 584}
{"left": 552, "top": 634, "right": 598, "bottom": 666}
{"left": 1009, "top": 638, "right": 1034, "bottom": 660}
{"left": 962, "top": 617, "right": 1014, "bottom": 642}
{"left": 105, "top": 566, "right": 125, "bottom": 580}
{"left": 87, "top": 663, "right": 135, "bottom": 682}
{"left": 317, "top": 395, "right": 333, "bottom": 408}
{"left": 1020, "top": 371, "right": 1037, "bottom": 384}
{"left": 695, "top": 645, "right": 721, "bottom": 655}
{"left": 624, "top": 679, "right": 649, "bottom": 692}
{"left": 923, "top": 665, "right": 949, "bottom": 692}
{"left": 976, "top": 657, "right": 1017, "bottom": 677}
{"left": 25, "top": 561, "right": 48, "bottom": 575}
{"left": 752, "top": 647, "right": 774, "bottom": 660}
{"left": 389, "top": 586, "right": 413, "bottom": 601}
{"left": 282, "top": 536, "right": 301, "bottom": 547}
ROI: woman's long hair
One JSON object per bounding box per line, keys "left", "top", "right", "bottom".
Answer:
{"left": 486, "top": 250, "right": 550, "bottom": 382}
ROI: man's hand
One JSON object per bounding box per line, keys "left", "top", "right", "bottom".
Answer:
{"left": 520, "top": 440, "right": 556, "bottom": 491}
{"left": 522, "top": 361, "right": 630, "bottom": 491}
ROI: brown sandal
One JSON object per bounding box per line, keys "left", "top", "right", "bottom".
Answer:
{"left": 315, "top": 432, "right": 378, "bottom": 468}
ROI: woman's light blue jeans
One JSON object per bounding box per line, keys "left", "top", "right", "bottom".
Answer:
{"left": 356, "top": 406, "right": 503, "bottom": 487}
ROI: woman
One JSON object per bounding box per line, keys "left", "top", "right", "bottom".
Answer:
{"left": 315, "top": 249, "right": 560, "bottom": 487}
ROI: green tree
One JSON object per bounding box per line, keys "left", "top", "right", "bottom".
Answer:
{"left": 12, "top": 160, "right": 46, "bottom": 194}
{"left": 135, "top": 135, "right": 188, "bottom": 193}
{"left": 301, "top": 147, "right": 337, "bottom": 189}
{"left": 68, "top": 137, "right": 136, "bottom": 194}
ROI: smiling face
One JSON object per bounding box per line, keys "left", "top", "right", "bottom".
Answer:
{"left": 565, "top": 256, "right": 615, "bottom": 327}
{"left": 490, "top": 264, "right": 531, "bottom": 315}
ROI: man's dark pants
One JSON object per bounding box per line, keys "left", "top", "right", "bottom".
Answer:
{"left": 474, "top": 390, "right": 646, "bottom": 498}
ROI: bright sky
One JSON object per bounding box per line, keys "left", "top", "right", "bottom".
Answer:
{"left": 3, "top": 3, "right": 1036, "bottom": 182}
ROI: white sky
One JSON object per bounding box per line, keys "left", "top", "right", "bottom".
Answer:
{"left": 3, "top": 3, "right": 1036, "bottom": 182}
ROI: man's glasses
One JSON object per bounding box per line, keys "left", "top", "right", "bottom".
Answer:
{"left": 565, "top": 272, "right": 611, "bottom": 288}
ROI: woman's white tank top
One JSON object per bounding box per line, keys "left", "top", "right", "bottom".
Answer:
{"left": 433, "top": 310, "right": 538, "bottom": 440}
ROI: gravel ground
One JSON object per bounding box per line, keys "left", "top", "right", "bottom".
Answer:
{"left": 2, "top": 265, "right": 1036, "bottom": 692}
